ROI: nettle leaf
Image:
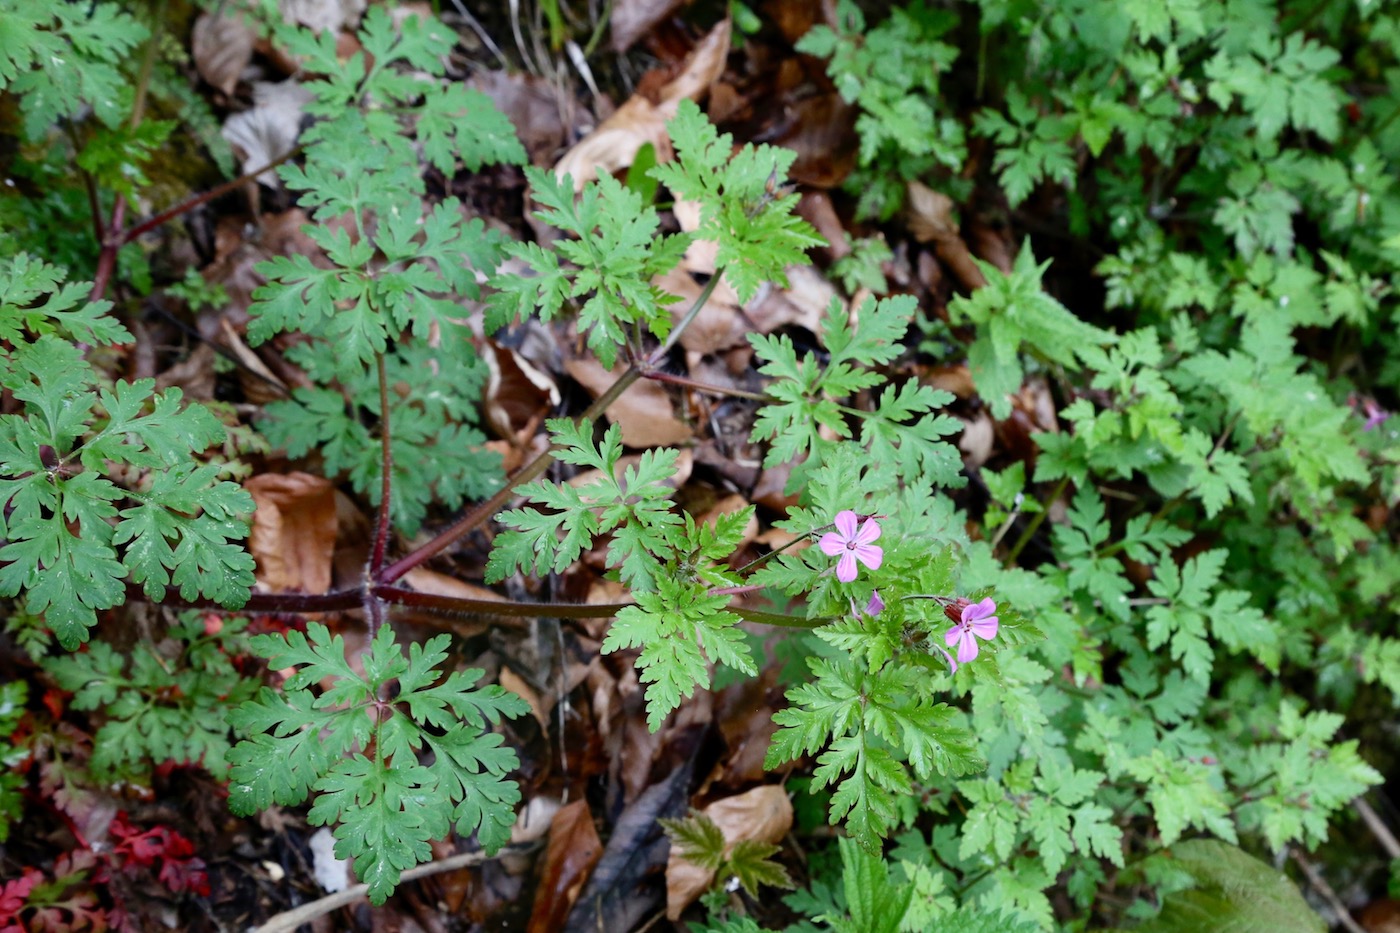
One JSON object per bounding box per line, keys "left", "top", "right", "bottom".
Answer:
{"left": 1136, "top": 840, "right": 1325, "bottom": 933}
{"left": 950, "top": 244, "right": 1113, "bottom": 419}
{"left": 229, "top": 624, "right": 526, "bottom": 904}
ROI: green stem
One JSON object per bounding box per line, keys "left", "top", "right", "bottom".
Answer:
{"left": 1003, "top": 476, "right": 1068, "bottom": 565}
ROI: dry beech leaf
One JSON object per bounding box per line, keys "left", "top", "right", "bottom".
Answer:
{"left": 527, "top": 801, "right": 604, "bottom": 933}
{"left": 958, "top": 412, "right": 995, "bottom": 470}
{"left": 905, "top": 180, "right": 985, "bottom": 292}
{"left": 155, "top": 343, "right": 217, "bottom": 402}
{"left": 512, "top": 796, "right": 563, "bottom": 846}
{"left": 470, "top": 71, "right": 567, "bottom": 166}
{"left": 245, "top": 472, "right": 338, "bottom": 594}
{"left": 922, "top": 362, "right": 975, "bottom": 399}
{"left": 798, "top": 191, "right": 851, "bottom": 260}
{"left": 279, "top": 0, "right": 366, "bottom": 32}
{"left": 483, "top": 341, "right": 559, "bottom": 442}
{"left": 499, "top": 668, "right": 547, "bottom": 729}
{"left": 192, "top": 9, "right": 257, "bottom": 95}
{"left": 221, "top": 81, "right": 316, "bottom": 185}
{"left": 654, "top": 266, "right": 747, "bottom": 355}
{"left": 564, "top": 357, "right": 691, "bottom": 447}
{"left": 746, "top": 264, "right": 842, "bottom": 336}
{"left": 553, "top": 19, "right": 730, "bottom": 189}
{"left": 610, "top": 0, "right": 689, "bottom": 52}
{"left": 665, "top": 785, "right": 794, "bottom": 919}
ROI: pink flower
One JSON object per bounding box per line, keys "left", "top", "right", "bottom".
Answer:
{"left": 945, "top": 597, "right": 999, "bottom": 664}
{"left": 1362, "top": 397, "right": 1390, "bottom": 432}
{"left": 819, "top": 511, "right": 883, "bottom": 583}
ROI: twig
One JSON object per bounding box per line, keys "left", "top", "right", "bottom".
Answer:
{"left": 116, "top": 145, "right": 305, "bottom": 246}
{"left": 252, "top": 846, "right": 532, "bottom": 933}
{"left": 1288, "top": 848, "right": 1366, "bottom": 933}
{"left": 1354, "top": 796, "right": 1400, "bottom": 859}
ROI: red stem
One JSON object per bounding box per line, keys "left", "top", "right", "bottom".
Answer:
{"left": 118, "top": 145, "right": 304, "bottom": 246}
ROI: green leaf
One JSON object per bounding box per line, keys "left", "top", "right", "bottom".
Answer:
{"left": 1135, "top": 840, "right": 1325, "bottom": 933}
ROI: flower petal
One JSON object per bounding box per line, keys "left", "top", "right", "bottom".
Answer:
{"left": 853, "top": 518, "right": 882, "bottom": 546}
{"left": 955, "top": 630, "right": 979, "bottom": 663}
{"left": 962, "top": 597, "right": 997, "bottom": 623}
{"left": 968, "top": 616, "right": 999, "bottom": 641}
{"left": 833, "top": 510, "right": 859, "bottom": 539}
{"left": 945, "top": 624, "right": 963, "bottom": 649}
{"left": 865, "top": 591, "right": 885, "bottom": 616}
{"left": 836, "top": 552, "right": 858, "bottom": 582}
{"left": 819, "top": 532, "right": 846, "bottom": 557}
{"left": 854, "top": 543, "right": 883, "bottom": 571}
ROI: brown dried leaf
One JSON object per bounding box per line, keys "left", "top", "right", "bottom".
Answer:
{"left": 245, "top": 472, "right": 338, "bottom": 594}
{"left": 906, "top": 181, "right": 985, "bottom": 291}
{"left": 664, "top": 785, "right": 794, "bottom": 919}
{"left": 470, "top": 71, "right": 567, "bottom": 167}
{"left": 746, "top": 264, "right": 842, "bottom": 335}
{"left": 958, "top": 412, "right": 995, "bottom": 470}
{"left": 527, "top": 801, "right": 604, "bottom": 933}
{"left": 221, "top": 81, "right": 315, "bottom": 185}
{"left": 610, "top": 0, "right": 689, "bottom": 52}
{"left": 192, "top": 8, "right": 257, "bottom": 95}
{"left": 564, "top": 357, "right": 691, "bottom": 447}
{"left": 500, "top": 668, "right": 548, "bottom": 730}
{"left": 155, "top": 343, "right": 218, "bottom": 402}
{"left": 483, "top": 341, "right": 558, "bottom": 442}
{"left": 553, "top": 19, "right": 731, "bottom": 189}
{"left": 654, "top": 266, "right": 747, "bottom": 355}
{"left": 279, "top": 0, "right": 366, "bottom": 31}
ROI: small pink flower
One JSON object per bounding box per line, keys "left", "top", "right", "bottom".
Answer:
{"left": 1362, "top": 397, "right": 1390, "bottom": 432}
{"left": 865, "top": 590, "right": 885, "bottom": 616}
{"left": 819, "top": 511, "right": 883, "bottom": 583}
{"left": 945, "top": 597, "right": 999, "bottom": 664}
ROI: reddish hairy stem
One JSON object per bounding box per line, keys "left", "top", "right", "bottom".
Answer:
{"left": 118, "top": 145, "right": 305, "bottom": 246}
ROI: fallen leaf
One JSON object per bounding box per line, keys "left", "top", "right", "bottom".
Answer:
{"left": 564, "top": 357, "right": 692, "bottom": 447}
{"left": 610, "top": 0, "right": 689, "bottom": 52}
{"left": 279, "top": 0, "right": 366, "bottom": 32}
{"left": 746, "top": 264, "right": 842, "bottom": 335}
{"left": 500, "top": 667, "right": 548, "bottom": 730}
{"left": 470, "top": 71, "right": 567, "bottom": 167}
{"left": 192, "top": 7, "right": 257, "bottom": 95}
{"left": 563, "top": 760, "right": 695, "bottom": 933}
{"left": 221, "top": 81, "right": 315, "bottom": 185}
{"left": 245, "top": 472, "right": 338, "bottom": 594}
{"left": 958, "top": 411, "right": 995, "bottom": 470}
{"left": 483, "top": 340, "right": 559, "bottom": 442}
{"left": 797, "top": 190, "right": 851, "bottom": 260}
{"left": 553, "top": 19, "right": 731, "bottom": 189}
{"left": 906, "top": 180, "right": 985, "bottom": 291}
{"left": 665, "top": 785, "right": 793, "bottom": 919}
{"left": 155, "top": 343, "right": 218, "bottom": 402}
{"left": 526, "top": 801, "right": 603, "bottom": 933}
{"left": 654, "top": 266, "right": 748, "bottom": 355}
